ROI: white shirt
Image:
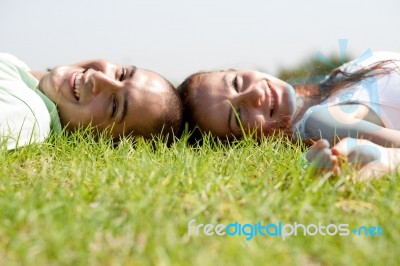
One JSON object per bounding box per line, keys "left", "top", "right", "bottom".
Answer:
{"left": 0, "top": 53, "right": 60, "bottom": 150}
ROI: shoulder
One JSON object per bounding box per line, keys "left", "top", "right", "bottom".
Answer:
{"left": 367, "top": 51, "right": 400, "bottom": 62}
{"left": 0, "top": 53, "right": 30, "bottom": 72}
{"left": 303, "top": 104, "right": 386, "bottom": 141}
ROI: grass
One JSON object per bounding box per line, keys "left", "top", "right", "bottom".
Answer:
{"left": 1, "top": 131, "right": 399, "bottom": 266}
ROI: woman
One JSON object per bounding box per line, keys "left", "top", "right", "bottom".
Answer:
{"left": 177, "top": 51, "right": 400, "bottom": 176}
{"left": 0, "top": 53, "right": 182, "bottom": 150}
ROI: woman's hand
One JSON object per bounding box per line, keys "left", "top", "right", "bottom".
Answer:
{"left": 306, "top": 137, "right": 398, "bottom": 179}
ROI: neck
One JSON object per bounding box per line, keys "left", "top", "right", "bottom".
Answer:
{"left": 294, "top": 83, "right": 320, "bottom": 97}
{"left": 29, "top": 70, "right": 48, "bottom": 93}
{"left": 292, "top": 83, "right": 321, "bottom": 122}
{"left": 29, "top": 70, "right": 47, "bottom": 81}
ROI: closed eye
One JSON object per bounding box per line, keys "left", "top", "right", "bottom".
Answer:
{"left": 119, "top": 68, "right": 126, "bottom": 81}
{"left": 234, "top": 107, "right": 242, "bottom": 128}
{"left": 112, "top": 96, "right": 118, "bottom": 117}
{"left": 231, "top": 74, "right": 239, "bottom": 92}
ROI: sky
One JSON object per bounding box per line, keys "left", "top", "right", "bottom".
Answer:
{"left": 1, "top": 0, "right": 399, "bottom": 84}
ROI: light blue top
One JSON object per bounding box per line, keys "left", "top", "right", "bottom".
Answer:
{"left": 293, "top": 51, "right": 400, "bottom": 140}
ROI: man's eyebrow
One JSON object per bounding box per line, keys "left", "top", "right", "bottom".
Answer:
{"left": 225, "top": 73, "right": 235, "bottom": 133}
{"left": 130, "top": 65, "right": 137, "bottom": 78}
{"left": 118, "top": 66, "right": 136, "bottom": 123}
{"left": 119, "top": 94, "right": 128, "bottom": 124}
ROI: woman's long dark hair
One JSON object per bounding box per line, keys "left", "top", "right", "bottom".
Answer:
{"left": 291, "top": 60, "right": 397, "bottom": 129}
{"left": 319, "top": 60, "right": 395, "bottom": 98}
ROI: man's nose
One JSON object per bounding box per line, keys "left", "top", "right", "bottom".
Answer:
{"left": 90, "top": 71, "right": 119, "bottom": 95}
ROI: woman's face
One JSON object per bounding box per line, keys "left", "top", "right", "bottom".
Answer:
{"left": 38, "top": 59, "right": 172, "bottom": 138}
{"left": 187, "top": 70, "right": 296, "bottom": 139}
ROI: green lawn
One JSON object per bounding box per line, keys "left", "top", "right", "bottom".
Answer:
{"left": 1, "top": 132, "right": 399, "bottom": 266}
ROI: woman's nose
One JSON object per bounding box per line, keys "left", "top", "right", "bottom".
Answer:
{"left": 239, "top": 86, "right": 264, "bottom": 107}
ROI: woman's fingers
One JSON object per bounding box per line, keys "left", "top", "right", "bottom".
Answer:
{"left": 331, "top": 138, "right": 359, "bottom": 156}
{"left": 308, "top": 147, "right": 338, "bottom": 170}
{"left": 306, "top": 139, "right": 330, "bottom": 162}
{"left": 331, "top": 138, "right": 383, "bottom": 166}
{"left": 307, "top": 137, "right": 392, "bottom": 179}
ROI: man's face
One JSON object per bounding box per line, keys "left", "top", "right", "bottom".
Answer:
{"left": 39, "top": 59, "right": 171, "bottom": 138}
